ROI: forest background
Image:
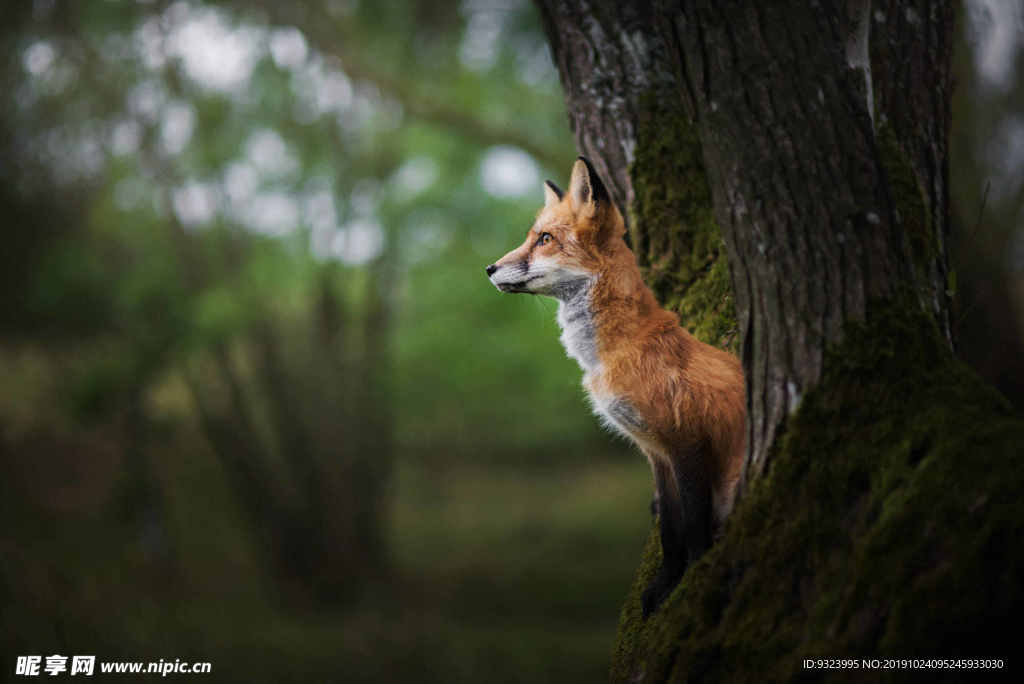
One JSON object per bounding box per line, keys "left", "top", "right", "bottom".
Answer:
{"left": 1, "top": 1, "right": 1021, "bottom": 681}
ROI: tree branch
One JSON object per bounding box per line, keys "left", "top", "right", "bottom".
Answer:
{"left": 238, "top": 1, "right": 565, "bottom": 170}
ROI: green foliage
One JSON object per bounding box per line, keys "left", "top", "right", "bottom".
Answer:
{"left": 611, "top": 305, "right": 1024, "bottom": 682}
{"left": 0, "top": 2, "right": 630, "bottom": 681}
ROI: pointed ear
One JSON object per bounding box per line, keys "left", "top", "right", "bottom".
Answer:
{"left": 568, "top": 156, "right": 610, "bottom": 214}
{"left": 543, "top": 180, "right": 563, "bottom": 208}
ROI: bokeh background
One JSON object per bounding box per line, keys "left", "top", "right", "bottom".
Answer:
{"left": 1, "top": 1, "right": 1021, "bottom": 682}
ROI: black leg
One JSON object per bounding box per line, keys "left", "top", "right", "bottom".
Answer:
{"left": 641, "top": 448, "right": 711, "bottom": 619}
{"left": 675, "top": 451, "right": 711, "bottom": 566}
{"left": 642, "top": 460, "right": 686, "bottom": 618}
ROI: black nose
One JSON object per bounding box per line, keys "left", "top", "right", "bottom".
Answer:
{"left": 486, "top": 264, "right": 498, "bottom": 276}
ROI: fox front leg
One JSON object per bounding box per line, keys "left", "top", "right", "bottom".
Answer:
{"left": 642, "top": 459, "right": 685, "bottom": 618}
{"left": 641, "top": 451, "right": 712, "bottom": 619}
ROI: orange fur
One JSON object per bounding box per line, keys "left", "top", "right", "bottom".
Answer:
{"left": 487, "top": 158, "right": 746, "bottom": 615}
{"left": 490, "top": 161, "right": 745, "bottom": 526}
{"left": 585, "top": 247, "right": 746, "bottom": 526}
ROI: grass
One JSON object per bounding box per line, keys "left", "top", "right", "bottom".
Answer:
{"left": 381, "top": 458, "right": 653, "bottom": 682}
{"left": 178, "top": 457, "right": 654, "bottom": 682}
{"left": 2, "top": 448, "right": 654, "bottom": 683}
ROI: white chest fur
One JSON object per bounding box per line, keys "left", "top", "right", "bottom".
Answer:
{"left": 554, "top": 282, "right": 646, "bottom": 440}
{"left": 555, "top": 282, "right": 599, "bottom": 373}
{"left": 590, "top": 393, "right": 647, "bottom": 440}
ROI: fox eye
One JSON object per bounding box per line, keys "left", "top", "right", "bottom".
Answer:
{"left": 539, "top": 232, "right": 553, "bottom": 246}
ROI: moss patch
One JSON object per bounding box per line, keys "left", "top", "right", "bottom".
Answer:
{"left": 876, "top": 124, "right": 935, "bottom": 286}
{"left": 629, "top": 99, "right": 737, "bottom": 352}
{"left": 610, "top": 305, "right": 1024, "bottom": 682}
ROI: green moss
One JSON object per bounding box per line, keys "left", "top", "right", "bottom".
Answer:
{"left": 629, "top": 99, "right": 737, "bottom": 352}
{"left": 610, "top": 305, "right": 1024, "bottom": 682}
{"left": 876, "top": 124, "right": 934, "bottom": 282}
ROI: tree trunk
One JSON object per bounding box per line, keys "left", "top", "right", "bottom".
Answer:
{"left": 536, "top": 1, "right": 1024, "bottom": 679}
{"left": 537, "top": 0, "right": 953, "bottom": 478}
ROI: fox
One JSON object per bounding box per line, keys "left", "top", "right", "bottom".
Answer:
{"left": 486, "top": 157, "right": 746, "bottom": 617}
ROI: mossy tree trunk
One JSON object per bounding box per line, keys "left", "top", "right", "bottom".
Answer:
{"left": 536, "top": 1, "right": 1023, "bottom": 680}
{"left": 537, "top": 0, "right": 953, "bottom": 477}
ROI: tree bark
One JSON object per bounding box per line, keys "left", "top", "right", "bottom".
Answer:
{"left": 537, "top": 0, "right": 953, "bottom": 479}
{"left": 536, "top": 1, "right": 1024, "bottom": 680}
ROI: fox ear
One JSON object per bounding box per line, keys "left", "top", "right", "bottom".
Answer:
{"left": 568, "top": 156, "right": 609, "bottom": 214}
{"left": 543, "top": 180, "right": 563, "bottom": 207}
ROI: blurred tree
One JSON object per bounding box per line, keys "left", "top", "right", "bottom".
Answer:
{"left": 949, "top": 3, "right": 1024, "bottom": 407}
{"left": 535, "top": 0, "right": 1024, "bottom": 679}
{"left": 1, "top": 3, "right": 617, "bottom": 680}
{"left": 2, "top": 0, "right": 395, "bottom": 609}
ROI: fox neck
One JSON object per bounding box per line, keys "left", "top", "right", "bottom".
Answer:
{"left": 555, "top": 276, "right": 600, "bottom": 373}
{"left": 554, "top": 242, "right": 663, "bottom": 375}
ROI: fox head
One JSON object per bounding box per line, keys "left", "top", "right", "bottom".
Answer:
{"left": 486, "top": 156, "right": 626, "bottom": 299}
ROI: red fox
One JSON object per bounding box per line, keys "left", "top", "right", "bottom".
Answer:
{"left": 486, "top": 157, "right": 746, "bottom": 617}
